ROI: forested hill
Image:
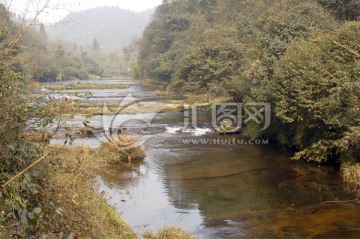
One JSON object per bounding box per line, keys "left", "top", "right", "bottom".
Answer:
{"left": 46, "top": 7, "right": 154, "bottom": 50}
{"left": 134, "top": 0, "right": 360, "bottom": 170}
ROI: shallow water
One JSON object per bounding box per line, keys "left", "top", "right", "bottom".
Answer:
{"left": 46, "top": 79, "right": 360, "bottom": 238}
{"left": 95, "top": 132, "right": 358, "bottom": 238}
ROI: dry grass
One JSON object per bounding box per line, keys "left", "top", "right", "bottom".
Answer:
{"left": 58, "top": 100, "right": 185, "bottom": 116}
{"left": 47, "top": 83, "right": 129, "bottom": 90}
{"left": 1, "top": 143, "right": 196, "bottom": 238}
{"left": 143, "top": 227, "right": 196, "bottom": 239}
{"left": 341, "top": 163, "right": 360, "bottom": 192}
{"left": 22, "top": 130, "right": 54, "bottom": 145}
{"left": 99, "top": 134, "right": 146, "bottom": 164}
{"left": 32, "top": 146, "right": 137, "bottom": 238}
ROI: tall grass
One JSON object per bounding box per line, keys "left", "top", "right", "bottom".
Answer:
{"left": 341, "top": 163, "right": 360, "bottom": 193}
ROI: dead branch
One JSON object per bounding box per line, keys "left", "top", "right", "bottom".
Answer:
{"left": 329, "top": 38, "right": 360, "bottom": 58}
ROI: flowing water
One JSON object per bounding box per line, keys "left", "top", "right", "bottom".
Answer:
{"left": 45, "top": 79, "right": 360, "bottom": 238}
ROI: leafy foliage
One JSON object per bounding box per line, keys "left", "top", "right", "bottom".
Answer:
{"left": 0, "top": 62, "right": 51, "bottom": 237}
{"left": 168, "top": 25, "right": 242, "bottom": 97}
{"left": 0, "top": 5, "right": 92, "bottom": 237}
{"left": 273, "top": 22, "right": 360, "bottom": 163}
{"left": 135, "top": 0, "right": 216, "bottom": 82}
{"left": 135, "top": 0, "right": 359, "bottom": 167}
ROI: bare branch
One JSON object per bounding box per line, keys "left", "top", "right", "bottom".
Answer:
{"left": 0, "top": 0, "right": 49, "bottom": 58}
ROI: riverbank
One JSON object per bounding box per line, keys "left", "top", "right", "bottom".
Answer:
{"left": 0, "top": 144, "right": 195, "bottom": 238}
{"left": 1, "top": 146, "right": 136, "bottom": 238}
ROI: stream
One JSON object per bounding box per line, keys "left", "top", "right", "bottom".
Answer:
{"left": 42, "top": 79, "right": 360, "bottom": 238}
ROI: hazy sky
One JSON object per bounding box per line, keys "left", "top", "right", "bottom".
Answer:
{"left": 7, "top": 0, "right": 162, "bottom": 23}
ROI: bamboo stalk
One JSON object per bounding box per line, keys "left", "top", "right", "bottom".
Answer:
{"left": 1, "top": 153, "right": 49, "bottom": 189}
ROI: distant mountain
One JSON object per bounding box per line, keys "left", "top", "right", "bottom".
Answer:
{"left": 46, "top": 7, "right": 154, "bottom": 50}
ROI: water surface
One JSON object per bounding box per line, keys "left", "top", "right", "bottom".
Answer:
{"left": 46, "top": 79, "right": 360, "bottom": 238}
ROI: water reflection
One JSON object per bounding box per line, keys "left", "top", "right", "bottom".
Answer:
{"left": 161, "top": 137, "right": 354, "bottom": 221}
{"left": 96, "top": 133, "right": 358, "bottom": 238}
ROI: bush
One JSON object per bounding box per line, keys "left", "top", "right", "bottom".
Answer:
{"left": 273, "top": 22, "right": 360, "bottom": 163}
{"left": 0, "top": 64, "right": 45, "bottom": 238}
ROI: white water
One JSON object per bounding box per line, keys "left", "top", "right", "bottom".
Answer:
{"left": 165, "top": 126, "right": 213, "bottom": 136}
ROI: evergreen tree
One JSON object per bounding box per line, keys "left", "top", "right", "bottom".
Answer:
{"left": 92, "top": 38, "right": 101, "bottom": 51}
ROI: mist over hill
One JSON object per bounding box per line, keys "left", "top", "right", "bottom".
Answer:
{"left": 46, "top": 6, "right": 154, "bottom": 50}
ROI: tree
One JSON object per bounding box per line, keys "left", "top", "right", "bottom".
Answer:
{"left": 135, "top": 0, "right": 213, "bottom": 82}
{"left": 273, "top": 22, "right": 360, "bottom": 163}
{"left": 168, "top": 25, "right": 242, "bottom": 97}
{"left": 242, "top": 0, "right": 338, "bottom": 103}
{"left": 39, "top": 23, "right": 48, "bottom": 40}
{"left": 92, "top": 38, "right": 101, "bottom": 51}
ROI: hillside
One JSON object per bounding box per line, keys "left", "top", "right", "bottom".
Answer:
{"left": 46, "top": 6, "right": 154, "bottom": 50}
{"left": 134, "top": 0, "right": 360, "bottom": 170}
